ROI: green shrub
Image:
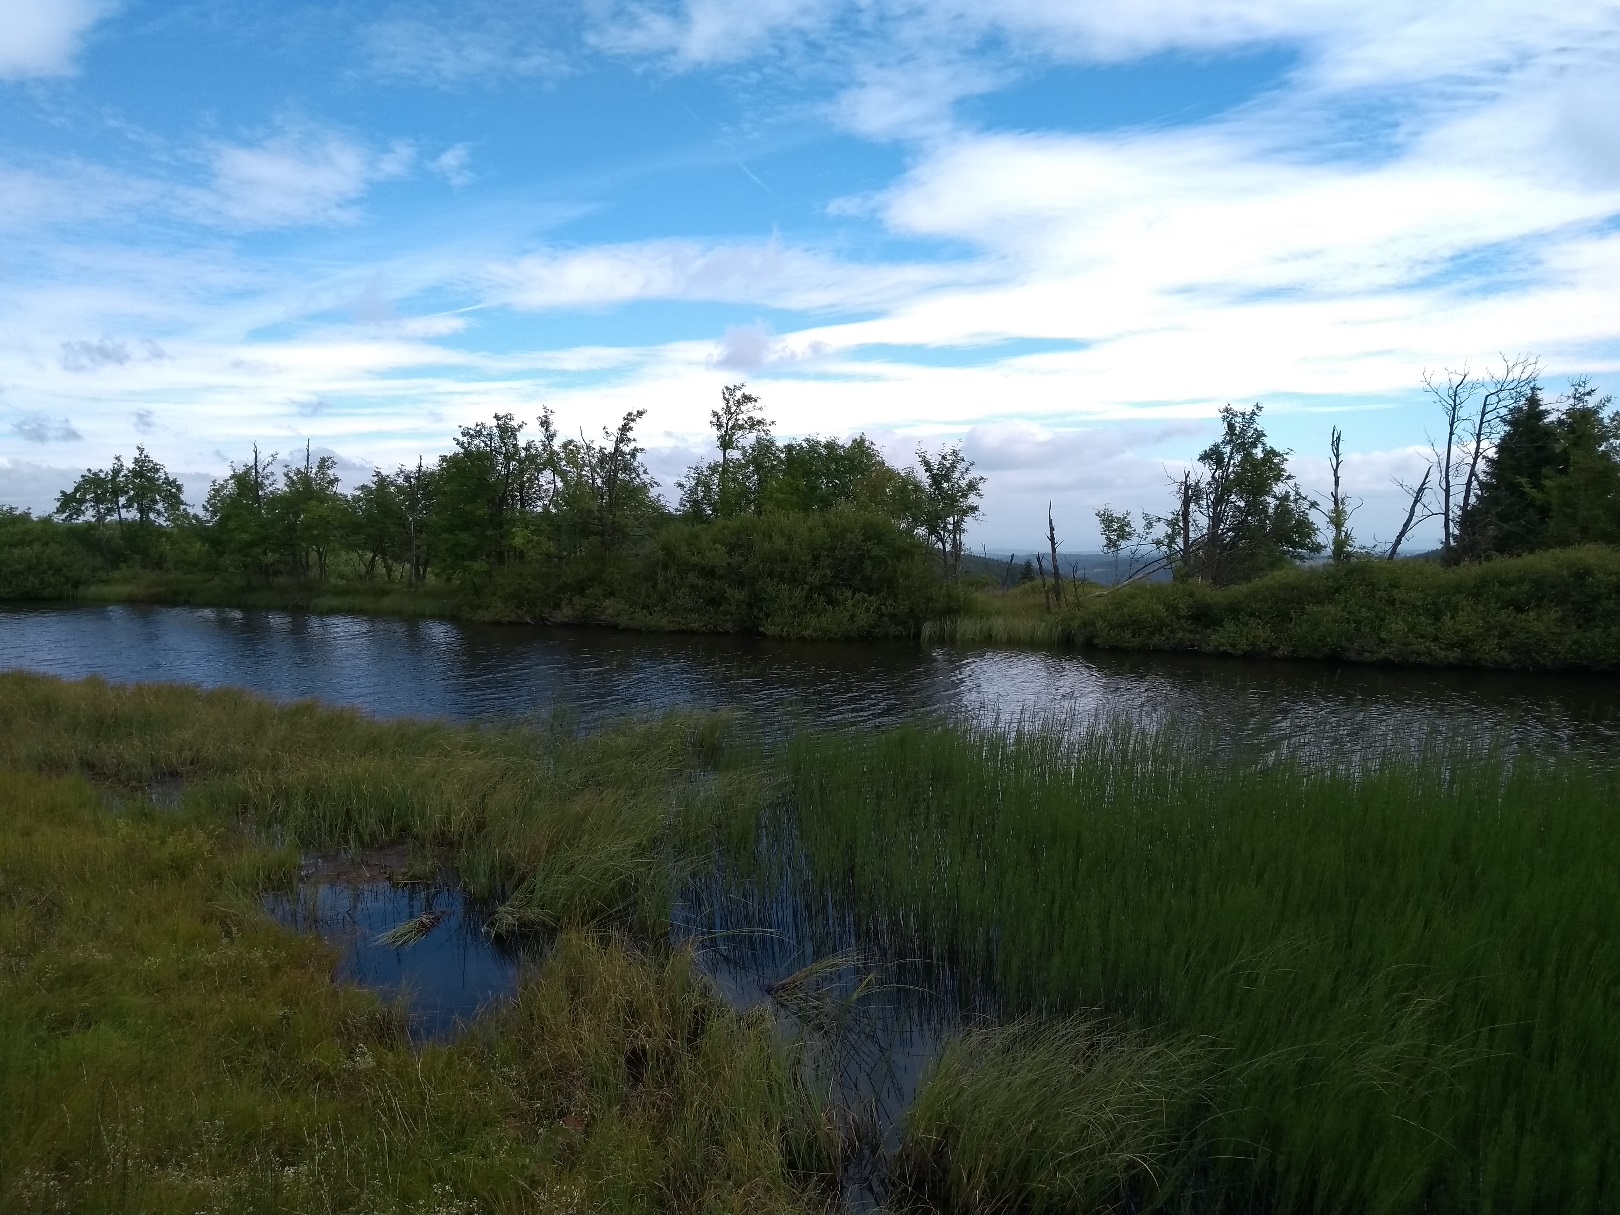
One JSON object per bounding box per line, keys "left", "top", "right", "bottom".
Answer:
{"left": 0, "top": 515, "right": 101, "bottom": 600}
{"left": 1061, "top": 547, "right": 1620, "bottom": 669}
{"left": 479, "top": 510, "right": 955, "bottom": 639}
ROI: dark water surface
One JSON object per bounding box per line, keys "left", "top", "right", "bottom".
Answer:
{"left": 266, "top": 877, "right": 524, "bottom": 1041}
{"left": 2, "top": 602, "right": 1615, "bottom": 753}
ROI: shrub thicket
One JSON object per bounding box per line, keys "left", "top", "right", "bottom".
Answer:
{"left": 1059, "top": 547, "right": 1620, "bottom": 669}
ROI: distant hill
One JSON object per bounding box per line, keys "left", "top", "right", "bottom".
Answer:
{"left": 958, "top": 550, "right": 1172, "bottom": 587}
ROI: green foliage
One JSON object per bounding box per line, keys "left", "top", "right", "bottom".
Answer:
{"left": 1176, "top": 404, "right": 1321, "bottom": 584}
{"left": 637, "top": 510, "right": 955, "bottom": 638}
{"left": 1458, "top": 387, "right": 1562, "bottom": 557}
{"left": 56, "top": 446, "right": 191, "bottom": 569}
{"left": 1544, "top": 388, "right": 1620, "bottom": 547}
{"left": 1058, "top": 546, "right": 1620, "bottom": 669}
{"left": 768, "top": 718, "right": 1620, "bottom": 1213}
{"left": 478, "top": 509, "right": 954, "bottom": 638}
{"left": 0, "top": 511, "right": 101, "bottom": 600}
{"left": 912, "top": 445, "right": 984, "bottom": 579}
{"left": 3, "top": 383, "right": 982, "bottom": 636}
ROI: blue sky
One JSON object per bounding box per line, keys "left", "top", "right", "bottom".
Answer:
{"left": 2, "top": 0, "right": 1618, "bottom": 549}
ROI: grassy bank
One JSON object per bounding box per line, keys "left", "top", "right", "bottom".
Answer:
{"left": 0, "top": 673, "right": 852, "bottom": 1213}
{"left": 741, "top": 719, "right": 1620, "bottom": 1213}
{"left": 79, "top": 572, "right": 464, "bottom": 618}
{"left": 4, "top": 673, "right": 1616, "bottom": 1212}
{"left": 929, "top": 547, "right": 1620, "bottom": 670}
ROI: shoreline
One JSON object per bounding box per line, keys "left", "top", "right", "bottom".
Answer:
{"left": 23, "top": 544, "right": 1619, "bottom": 674}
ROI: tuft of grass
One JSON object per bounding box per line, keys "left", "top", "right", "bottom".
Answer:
{"left": 895, "top": 1015, "right": 1211, "bottom": 1213}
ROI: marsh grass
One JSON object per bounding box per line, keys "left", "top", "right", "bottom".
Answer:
{"left": 727, "top": 718, "right": 1620, "bottom": 1213}
{"left": 0, "top": 709, "right": 835, "bottom": 1211}
{"left": 7, "top": 671, "right": 1618, "bottom": 1212}
{"left": 920, "top": 579, "right": 1072, "bottom": 648}
{"left": 894, "top": 1015, "right": 1212, "bottom": 1214}
{"left": 0, "top": 671, "right": 727, "bottom": 936}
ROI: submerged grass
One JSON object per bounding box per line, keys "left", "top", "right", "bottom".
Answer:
{"left": 747, "top": 719, "right": 1620, "bottom": 1214}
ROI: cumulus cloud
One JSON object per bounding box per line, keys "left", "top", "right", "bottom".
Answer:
{"left": 0, "top": 0, "right": 113, "bottom": 80}
{"left": 711, "top": 322, "right": 775, "bottom": 371}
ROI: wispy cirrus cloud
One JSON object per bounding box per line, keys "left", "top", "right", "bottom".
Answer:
{"left": 194, "top": 127, "right": 416, "bottom": 229}
{"left": 362, "top": 14, "right": 568, "bottom": 85}
{"left": 482, "top": 239, "right": 974, "bottom": 313}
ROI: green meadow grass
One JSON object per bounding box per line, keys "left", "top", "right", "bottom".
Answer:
{"left": 0, "top": 684, "right": 839, "bottom": 1214}
{"left": 0, "top": 671, "right": 734, "bottom": 936}
{"left": 762, "top": 720, "right": 1620, "bottom": 1214}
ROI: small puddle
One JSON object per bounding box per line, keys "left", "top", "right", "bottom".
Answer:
{"left": 265, "top": 851, "right": 527, "bottom": 1040}
{"left": 265, "top": 847, "right": 963, "bottom": 1207}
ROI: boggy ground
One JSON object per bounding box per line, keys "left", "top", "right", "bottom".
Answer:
{"left": 0, "top": 679, "right": 846, "bottom": 1214}
{"left": 1, "top": 672, "right": 1616, "bottom": 1214}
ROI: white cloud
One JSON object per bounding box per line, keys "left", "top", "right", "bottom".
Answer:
{"left": 485, "top": 239, "right": 969, "bottom": 312}
{"left": 364, "top": 15, "right": 566, "bottom": 84}
{"left": 197, "top": 129, "right": 415, "bottom": 229}
{"left": 431, "top": 144, "right": 474, "bottom": 187}
{"left": 0, "top": 0, "right": 113, "bottom": 80}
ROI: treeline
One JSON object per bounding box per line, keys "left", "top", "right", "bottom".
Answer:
{"left": 1034, "top": 367, "right": 1620, "bottom": 669}
{"left": 1084, "top": 365, "right": 1618, "bottom": 595}
{"left": 1, "top": 386, "right": 985, "bottom": 639}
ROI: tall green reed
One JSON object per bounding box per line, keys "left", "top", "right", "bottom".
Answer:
{"left": 756, "top": 718, "right": 1620, "bottom": 1213}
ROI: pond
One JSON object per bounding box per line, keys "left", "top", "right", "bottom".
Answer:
{"left": 2, "top": 602, "right": 1615, "bottom": 755}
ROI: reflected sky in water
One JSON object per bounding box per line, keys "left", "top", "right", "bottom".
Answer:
{"left": 2, "top": 603, "right": 1615, "bottom": 755}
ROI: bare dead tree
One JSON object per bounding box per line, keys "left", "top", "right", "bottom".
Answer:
{"left": 1385, "top": 464, "right": 1435, "bottom": 560}
{"left": 1458, "top": 355, "right": 1539, "bottom": 536}
{"left": 1034, "top": 553, "right": 1050, "bottom": 609}
{"left": 1311, "top": 426, "right": 1361, "bottom": 564}
{"left": 1423, "top": 355, "right": 1539, "bottom": 560}
{"left": 1422, "top": 365, "right": 1477, "bottom": 560}
{"left": 1046, "top": 502, "right": 1065, "bottom": 608}
{"left": 1177, "top": 470, "right": 1194, "bottom": 574}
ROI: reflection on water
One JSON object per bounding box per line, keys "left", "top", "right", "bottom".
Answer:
{"left": 2, "top": 602, "right": 1615, "bottom": 754}
{"left": 265, "top": 868, "right": 524, "bottom": 1041}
